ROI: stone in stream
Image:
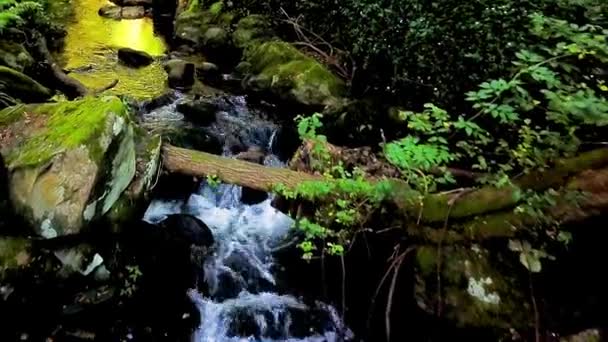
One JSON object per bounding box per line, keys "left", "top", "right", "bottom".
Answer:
{"left": 109, "top": 0, "right": 152, "bottom": 6}
{"left": 0, "top": 97, "right": 144, "bottom": 238}
{"left": 118, "top": 47, "right": 154, "bottom": 67}
{"left": 164, "top": 59, "right": 195, "bottom": 89}
{"left": 175, "top": 98, "right": 217, "bottom": 126}
{"left": 98, "top": 5, "right": 148, "bottom": 20}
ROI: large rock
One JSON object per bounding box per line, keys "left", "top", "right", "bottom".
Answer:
{"left": 0, "top": 66, "right": 52, "bottom": 104}
{"left": 0, "top": 97, "right": 139, "bottom": 238}
{"left": 232, "top": 15, "right": 275, "bottom": 50}
{"left": 176, "top": 98, "right": 217, "bottom": 125}
{"left": 118, "top": 47, "right": 154, "bottom": 67}
{"left": 414, "top": 245, "right": 532, "bottom": 331}
{"left": 164, "top": 59, "right": 195, "bottom": 89}
{"left": 174, "top": 2, "right": 235, "bottom": 53}
{"left": 0, "top": 41, "right": 34, "bottom": 72}
{"left": 242, "top": 41, "right": 345, "bottom": 107}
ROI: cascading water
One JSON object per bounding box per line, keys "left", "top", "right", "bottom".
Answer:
{"left": 141, "top": 93, "right": 352, "bottom": 341}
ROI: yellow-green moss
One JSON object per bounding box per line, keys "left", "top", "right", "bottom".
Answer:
{"left": 3, "top": 96, "right": 128, "bottom": 169}
{"left": 0, "top": 66, "right": 52, "bottom": 103}
{"left": 0, "top": 237, "right": 31, "bottom": 273}
{"left": 245, "top": 41, "right": 346, "bottom": 105}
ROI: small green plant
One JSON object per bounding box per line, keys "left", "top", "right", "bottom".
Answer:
{"left": 206, "top": 174, "right": 221, "bottom": 188}
{"left": 120, "top": 265, "right": 142, "bottom": 297}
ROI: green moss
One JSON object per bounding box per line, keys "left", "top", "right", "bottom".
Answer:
{"left": 186, "top": 0, "right": 200, "bottom": 12}
{"left": 246, "top": 41, "right": 304, "bottom": 73}
{"left": 416, "top": 246, "right": 436, "bottom": 276}
{"left": 233, "top": 15, "right": 274, "bottom": 49}
{"left": 0, "top": 104, "right": 26, "bottom": 126}
{"left": 209, "top": 1, "right": 223, "bottom": 15}
{"left": 3, "top": 96, "right": 129, "bottom": 169}
{"left": 0, "top": 66, "right": 52, "bottom": 103}
{"left": 0, "top": 237, "right": 31, "bottom": 272}
{"left": 0, "top": 41, "right": 34, "bottom": 72}
{"left": 245, "top": 41, "right": 346, "bottom": 105}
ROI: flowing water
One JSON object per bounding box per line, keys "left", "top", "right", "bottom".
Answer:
{"left": 58, "top": 0, "right": 351, "bottom": 338}
{"left": 61, "top": 0, "right": 168, "bottom": 98}
{"left": 141, "top": 95, "right": 352, "bottom": 341}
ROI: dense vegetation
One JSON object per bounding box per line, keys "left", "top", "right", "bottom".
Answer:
{"left": 227, "top": 0, "right": 606, "bottom": 110}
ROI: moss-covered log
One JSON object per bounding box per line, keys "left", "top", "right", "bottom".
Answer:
{"left": 162, "top": 145, "right": 322, "bottom": 192}
{"left": 395, "top": 148, "right": 608, "bottom": 223}
{"left": 163, "top": 145, "right": 608, "bottom": 234}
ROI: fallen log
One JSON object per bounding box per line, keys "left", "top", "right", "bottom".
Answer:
{"left": 162, "top": 145, "right": 322, "bottom": 192}
{"left": 162, "top": 144, "right": 608, "bottom": 229}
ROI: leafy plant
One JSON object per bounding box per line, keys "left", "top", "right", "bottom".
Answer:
{"left": 0, "top": 0, "right": 42, "bottom": 30}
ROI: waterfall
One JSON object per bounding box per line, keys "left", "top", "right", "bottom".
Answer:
{"left": 141, "top": 94, "right": 352, "bottom": 341}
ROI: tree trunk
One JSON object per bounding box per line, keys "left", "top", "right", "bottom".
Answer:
{"left": 162, "top": 144, "right": 608, "bottom": 235}
{"left": 162, "top": 145, "right": 322, "bottom": 192}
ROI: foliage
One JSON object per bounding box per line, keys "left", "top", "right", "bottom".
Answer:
{"left": 277, "top": 12, "right": 607, "bottom": 262}
{"left": 120, "top": 265, "right": 142, "bottom": 297}
{"left": 275, "top": 114, "right": 391, "bottom": 259}
{"left": 227, "top": 0, "right": 608, "bottom": 110}
{"left": 0, "top": 0, "right": 42, "bottom": 30}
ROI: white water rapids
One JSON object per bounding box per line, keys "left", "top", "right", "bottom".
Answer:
{"left": 141, "top": 94, "right": 352, "bottom": 341}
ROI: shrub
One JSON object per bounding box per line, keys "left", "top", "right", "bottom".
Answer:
{"left": 226, "top": 0, "right": 607, "bottom": 111}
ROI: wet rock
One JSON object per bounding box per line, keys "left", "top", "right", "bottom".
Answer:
{"left": 197, "top": 61, "right": 220, "bottom": 83}
{"left": 414, "top": 245, "right": 532, "bottom": 331}
{"left": 0, "top": 40, "right": 34, "bottom": 72}
{"left": 173, "top": 3, "right": 237, "bottom": 62}
{"left": 203, "top": 26, "right": 229, "bottom": 49}
{"left": 561, "top": 329, "right": 602, "bottom": 342}
{"left": 54, "top": 245, "right": 105, "bottom": 278}
{"left": 138, "top": 91, "right": 178, "bottom": 112}
{"left": 99, "top": 5, "right": 148, "bottom": 19}
{"left": 121, "top": 5, "right": 149, "bottom": 19}
{"left": 118, "top": 47, "right": 154, "bottom": 67}
{"left": 158, "top": 214, "right": 214, "bottom": 248}
{"left": 0, "top": 66, "right": 52, "bottom": 103}
{"left": 0, "top": 97, "right": 137, "bottom": 238}
{"left": 106, "top": 133, "right": 162, "bottom": 232}
{"left": 98, "top": 5, "right": 122, "bottom": 19}
{"left": 109, "top": 0, "right": 152, "bottom": 6}
{"left": 164, "top": 59, "right": 195, "bottom": 89}
{"left": 176, "top": 99, "right": 217, "bottom": 125}
{"left": 243, "top": 41, "right": 345, "bottom": 108}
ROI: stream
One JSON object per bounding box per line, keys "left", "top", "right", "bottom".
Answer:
{"left": 142, "top": 95, "right": 351, "bottom": 341}
{"left": 60, "top": 2, "right": 352, "bottom": 341}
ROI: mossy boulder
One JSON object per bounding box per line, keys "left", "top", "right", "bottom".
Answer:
{"left": 0, "top": 97, "right": 141, "bottom": 238}
{"left": 0, "top": 66, "right": 52, "bottom": 104}
{"left": 232, "top": 15, "right": 275, "bottom": 49}
{"left": 414, "top": 245, "right": 532, "bottom": 331}
{"left": 243, "top": 41, "right": 345, "bottom": 107}
{"left": 0, "top": 41, "right": 34, "bottom": 72}
{"left": 106, "top": 132, "right": 162, "bottom": 232}
{"left": 174, "top": 1, "right": 234, "bottom": 49}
